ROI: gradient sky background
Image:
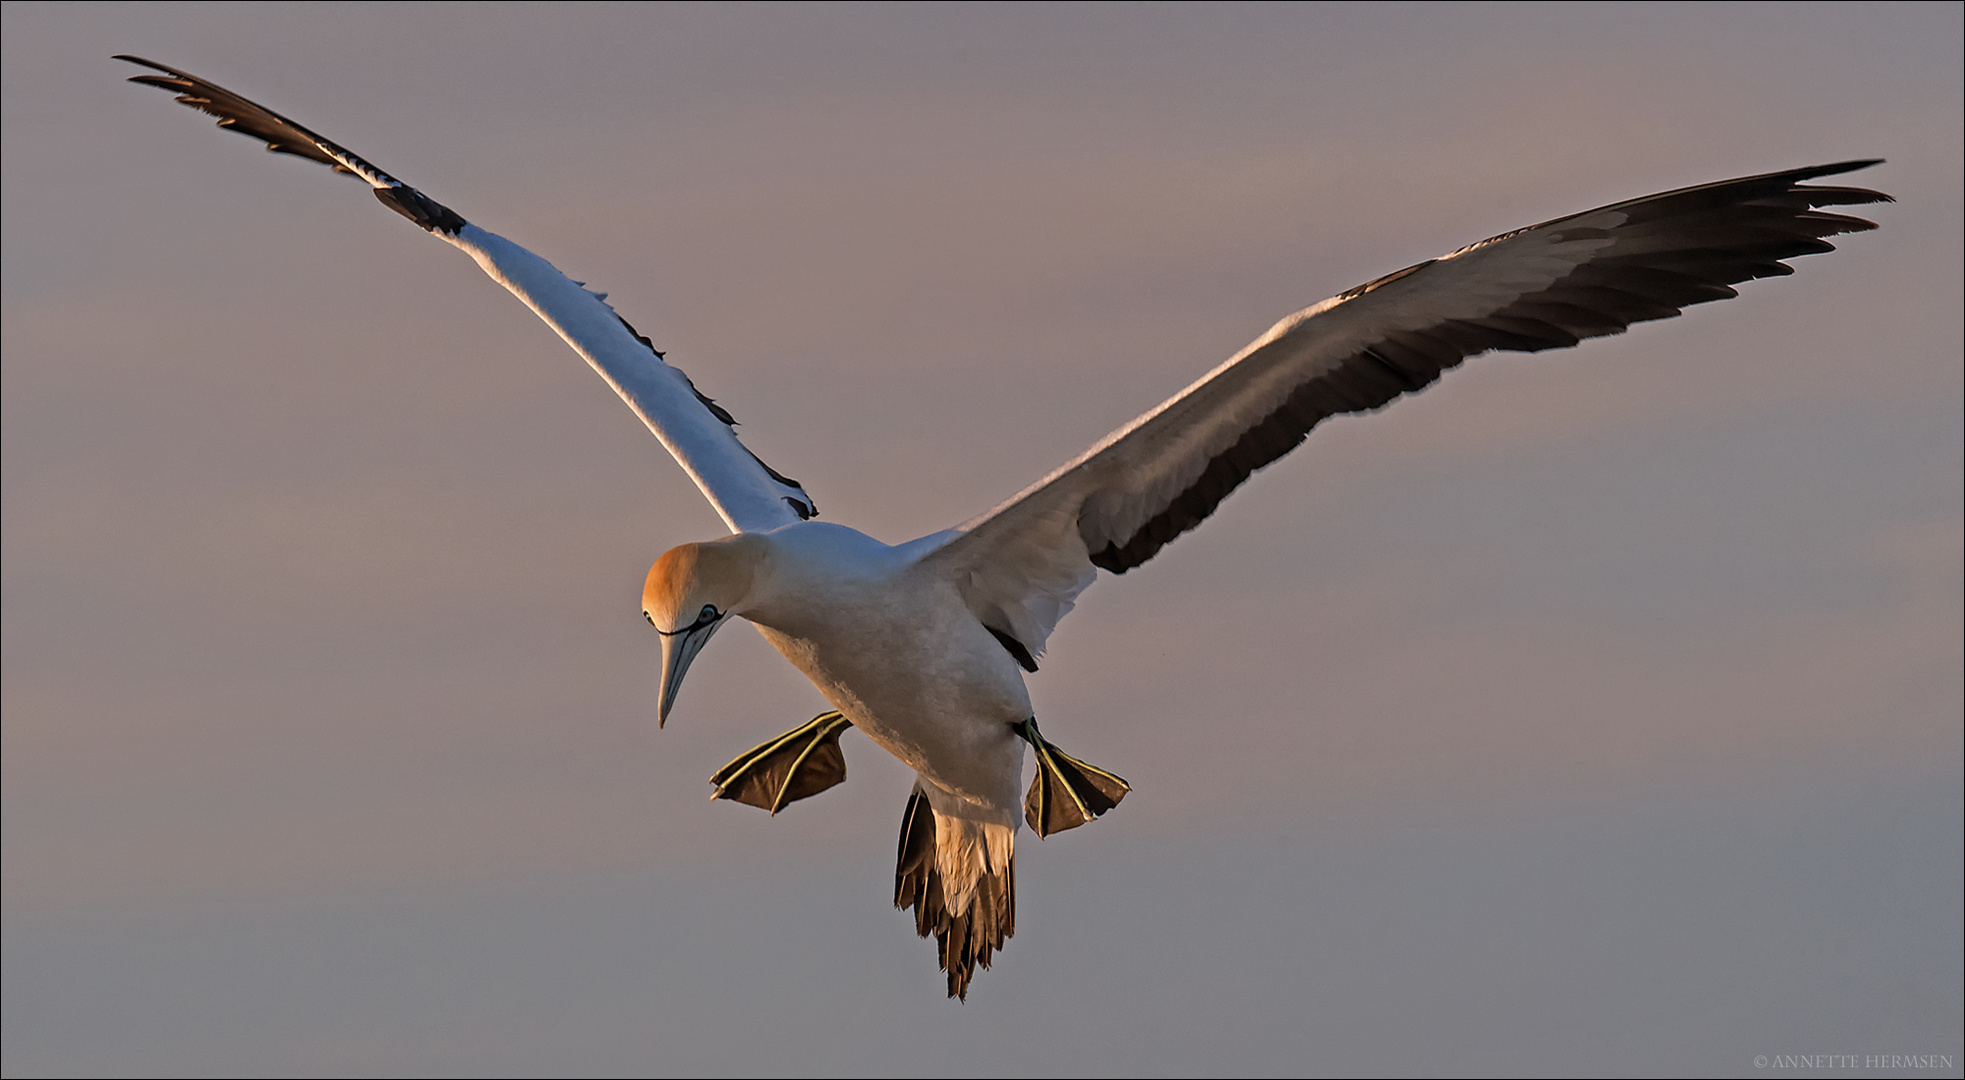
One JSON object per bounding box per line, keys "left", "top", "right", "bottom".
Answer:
{"left": 4, "top": 4, "right": 1960, "bottom": 1076}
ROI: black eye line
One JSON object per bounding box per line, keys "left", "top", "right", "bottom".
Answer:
{"left": 652, "top": 606, "right": 721, "bottom": 636}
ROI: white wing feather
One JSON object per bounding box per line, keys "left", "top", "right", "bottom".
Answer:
{"left": 119, "top": 56, "right": 814, "bottom": 536}
{"left": 445, "top": 226, "right": 807, "bottom": 533}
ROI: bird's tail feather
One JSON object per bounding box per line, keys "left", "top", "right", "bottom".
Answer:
{"left": 894, "top": 785, "right": 1016, "bottom": 1000}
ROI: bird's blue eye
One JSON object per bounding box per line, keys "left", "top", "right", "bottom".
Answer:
{"left": 701, "top": 604, "right": 719, "bottom": 620}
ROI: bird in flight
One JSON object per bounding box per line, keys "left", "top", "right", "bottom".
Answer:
{"left": 119, "top": 55, "right": 1887, "bottom": 999}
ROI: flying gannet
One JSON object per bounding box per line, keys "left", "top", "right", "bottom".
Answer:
{"left": 119, "top": 55, "right": 1889, "bottom": 999}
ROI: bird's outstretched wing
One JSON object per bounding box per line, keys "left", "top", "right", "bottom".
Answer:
{"left": 117, "top": 55, "right": 817, "bottom": 533}
{"left": 924, "top": 161, "right": 1888, "bottom": 663}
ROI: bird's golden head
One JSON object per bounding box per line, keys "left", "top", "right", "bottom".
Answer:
{"left": 642, "top": 540, "right": 759, "bottom": 633}
{"left": 641, "top": 537, "right": 765, "bottom": 726}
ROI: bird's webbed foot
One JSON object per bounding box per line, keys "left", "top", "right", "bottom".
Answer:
{"left": 711, "top": 711, "right": 854, "bottom": 814}
{"left": 1016, "top": 717, "right": 1130, "bottom": 838}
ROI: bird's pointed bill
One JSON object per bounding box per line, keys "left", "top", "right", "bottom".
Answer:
{"left": 657, "top": 618, "right": 723, "bottom": 727}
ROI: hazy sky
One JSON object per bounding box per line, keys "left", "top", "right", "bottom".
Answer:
{"left": 4, "top": 4, "right": 1960, "bottom": 1076}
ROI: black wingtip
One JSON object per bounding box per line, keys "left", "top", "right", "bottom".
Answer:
{"left": 117, "top": 54, "right": 470, "bottom": 236}
{"left": 1777, "top": 160, "right": 1891, "bottom": 201}
{"left": 373, "top": 185, "right": 468, "bottom": 236}
{"left": 113, "top": 54, "right": 168, "bottom": 72}
{"left": 1798, "top": 158, "right": 1884, "bottom": 178}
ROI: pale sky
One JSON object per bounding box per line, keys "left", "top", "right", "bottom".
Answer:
{"left": 4, "top": 4, "right": 1960, "bottom": 1076}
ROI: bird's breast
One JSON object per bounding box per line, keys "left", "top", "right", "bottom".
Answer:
{"left": 747, "top": 572, "right": 1029, "bottom": 812}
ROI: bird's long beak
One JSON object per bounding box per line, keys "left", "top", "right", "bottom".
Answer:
{"left": 656, "top": 619, "right": 723, "bottom": 728}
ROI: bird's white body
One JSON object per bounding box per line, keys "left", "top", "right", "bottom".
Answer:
{"left": 745, "top": 523, "right": 1028, "bottom": 814}
{"left": 742, "top": 523, "right": 1027, "bottom": 906}
{"left": 119, "top": 54, "right": 1886, "bottom": 999}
